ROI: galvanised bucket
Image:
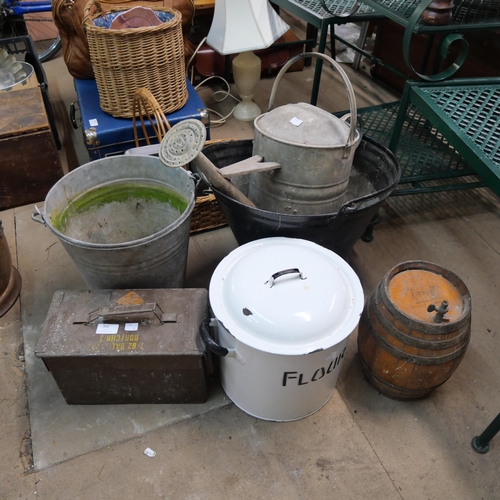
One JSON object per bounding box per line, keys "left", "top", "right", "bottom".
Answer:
{"left": 249, "top": 53, "right": 361, "bottom": 216}
{"left": 32, "top": 156, "right": 195, "bottom": 289}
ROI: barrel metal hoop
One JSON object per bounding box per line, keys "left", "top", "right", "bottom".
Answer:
{"left": 363, "top": 311, "right": 470, "bottom": 365}
{"left": 373, "top": 288, "right": 471, "bottom": 350}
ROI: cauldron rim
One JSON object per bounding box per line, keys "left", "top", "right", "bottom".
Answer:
{"left": 200, "top": 136, "right": 401, "bottom": 220}
{"left": 197, "top": 135, "right": 402, "bottom": 258}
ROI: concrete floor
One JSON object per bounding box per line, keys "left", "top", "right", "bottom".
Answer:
{"left": 2, "top": 14, "right": 500, "bottom": 500}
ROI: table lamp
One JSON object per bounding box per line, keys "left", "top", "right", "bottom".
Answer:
{"left": 206, "top": 0, "right": 289, "bottom": 121}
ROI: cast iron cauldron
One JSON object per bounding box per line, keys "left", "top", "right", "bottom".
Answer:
{"left": 196, "top": 136, "right": 401, "bottom": 260}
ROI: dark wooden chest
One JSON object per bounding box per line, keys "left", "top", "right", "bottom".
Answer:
{"left": 0, "top": 87, "right": 63, "bottom": 210}
{"left": 370, "top": 19, "right": 500, "bottom": 94}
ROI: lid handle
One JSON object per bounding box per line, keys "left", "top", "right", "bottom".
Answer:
{"left": 265, "top": 268, "right": 306, "bottom": 288}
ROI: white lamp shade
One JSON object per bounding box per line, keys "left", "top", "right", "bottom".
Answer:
{"left": 206, "top": 0, "right": 290, "bottom": 55}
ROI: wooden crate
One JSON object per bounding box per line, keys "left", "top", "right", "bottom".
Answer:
{"left": 0, "top": 87, "right": 63, "bottom": 210}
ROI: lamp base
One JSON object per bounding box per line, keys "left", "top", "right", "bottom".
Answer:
{"left": 232, "top": 51, "right": 262, "bottom": 122}
{"left": 233, "top": 99, "right": 261, "bottom": 122}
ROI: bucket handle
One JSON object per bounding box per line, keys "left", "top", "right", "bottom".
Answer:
{"left": 31, "top": 205, "right": 47, "bottom": 226}
{"left": 267, "top": 52, "right": 358, "bottom": 154}
{"left": 199, "top": 318, "right": 228, "bottom": 357}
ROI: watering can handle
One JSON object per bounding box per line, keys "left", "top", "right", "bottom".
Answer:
{"left": 340, "top": 113, "right": 364, "bottom": 144}
{"left": 268, "top": 52, "right": 358, "bottom": 149}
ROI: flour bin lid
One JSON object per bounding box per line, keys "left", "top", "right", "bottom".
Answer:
{"left": 254, "top": 102, "right": 353, "bottom": 148}
{"left": 209, "top": 237, "right": 364, "bottom": 355}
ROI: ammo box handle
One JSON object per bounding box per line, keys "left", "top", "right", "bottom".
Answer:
{"left": 72, "top": 302, "right": 178, "bottom": 325}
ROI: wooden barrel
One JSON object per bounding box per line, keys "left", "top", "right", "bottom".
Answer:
{"left": 357, "top": 261, "right": 471, "bottom": 400}
{"left": 0, "top": 221, "right": 22, "bottom": 317}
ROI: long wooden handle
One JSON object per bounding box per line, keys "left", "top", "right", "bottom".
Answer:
{"left": 193, "top": 153, "right": 256, "bottom": 208}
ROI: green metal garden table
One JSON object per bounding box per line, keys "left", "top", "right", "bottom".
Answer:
{"left": 390, "top": 78, "right": 500, "bottom": 196}
{"left": 274, "top": 0, "right": 500, "bottom": 195}
{"left": 343, "top": 0, "right": 500, "bottom": 195}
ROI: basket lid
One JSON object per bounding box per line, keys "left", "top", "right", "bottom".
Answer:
{"left": 109, "top": 7, "right": 162, "bottom": 29}
{"left": 92, "top": 9, "right": 173, "bottom": 29}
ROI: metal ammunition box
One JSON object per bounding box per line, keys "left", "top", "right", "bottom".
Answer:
{"left": 35, "top": 289, "right": 210, "bottom": 405}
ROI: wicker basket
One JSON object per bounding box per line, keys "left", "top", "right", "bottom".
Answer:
{"left": 190, "top": 194, "right": 227, "bottom": 234}
{"left": 83, "top": 0, "right": 187, "bottom": 118}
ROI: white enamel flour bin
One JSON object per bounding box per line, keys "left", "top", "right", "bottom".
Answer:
{"left": 202, "top": 237, "right": 364, "bottom": 421}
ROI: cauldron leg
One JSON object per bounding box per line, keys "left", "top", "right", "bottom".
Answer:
{"left": 471, "top": 412, "right": 500, "bottom": 454}
{"left": 361, "top": 213, "right": 382, "bottom": 243}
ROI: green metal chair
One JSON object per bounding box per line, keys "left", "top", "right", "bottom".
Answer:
{"left": 272, "top": 0, "right": 385, "bottom": 103}
{"left": 472, "top": 412, "right": 500, "bottom": 453}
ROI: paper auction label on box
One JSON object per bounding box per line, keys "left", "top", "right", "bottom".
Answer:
{"left": 96, "top": 323, "right": 119, "bottom": 334}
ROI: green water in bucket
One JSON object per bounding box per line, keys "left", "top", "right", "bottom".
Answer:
{"left": 51, "top": 181, "right": 189, "bottom": 245}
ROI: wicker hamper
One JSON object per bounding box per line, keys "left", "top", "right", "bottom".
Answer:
{"left": 83, "top": 0, "right": 187, "bottom": 118}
